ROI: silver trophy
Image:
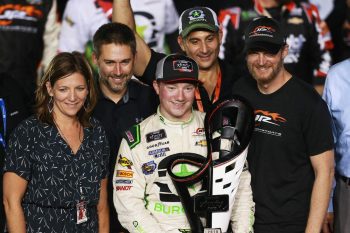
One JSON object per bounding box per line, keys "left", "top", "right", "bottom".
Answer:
{"left": 167, "top": 97, "right": 254, "bottom": 233}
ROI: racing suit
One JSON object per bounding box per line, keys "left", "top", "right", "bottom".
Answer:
{"left": 58, "top": 0, "right": 179, "bottom": 54}
{"left": 218, "top": 0, "right": 333, "bottom": 86}
{"left": 0, "top": 0, "right": 59, "bottom": 98}
{"left": 113, "top": 109, "right": 254, "bottom": 233}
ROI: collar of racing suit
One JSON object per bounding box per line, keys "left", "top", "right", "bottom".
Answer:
{"left": 156, "top": 107, "right": 195, "bottom": 127}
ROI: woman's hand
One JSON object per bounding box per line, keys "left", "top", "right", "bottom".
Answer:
{"left": 97, "top": 178, "right": 109, "bottom": 233}
{"left": 3, "top": 172, "right": 28, "bottom": 233}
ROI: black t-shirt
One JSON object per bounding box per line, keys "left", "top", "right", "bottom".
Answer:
{"left": 92, "top": 79, "right": 158, "bottom": 232}
{"left": 232, "top": 76, "right": 333, "bottom": 233}
{"left": 140, "top": 49, "right": 238, "bottom": 112}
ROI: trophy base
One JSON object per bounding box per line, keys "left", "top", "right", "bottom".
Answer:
{"left": 204, "top": 228, "right": 222, "bottom": 233}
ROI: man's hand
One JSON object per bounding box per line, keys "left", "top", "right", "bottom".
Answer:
{"left": 321, "top": 212, "right": 334, "bottom": 233}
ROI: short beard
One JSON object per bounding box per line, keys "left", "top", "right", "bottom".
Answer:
{"left": 100, "top": 73, "right": 130, "bottom": 94}
{"left": 248, "top": 58, "right": 283, "bottom": 85}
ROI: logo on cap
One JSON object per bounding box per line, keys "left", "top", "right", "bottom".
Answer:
{"left": 249, "top": 26, "right": 275, "bottom": 38}
{"left": 173, "top": 60, "right": 193, "bottom": 72}
{"left": 250, "top": 26, "right": 276, "bottom": 34}
{"left": 188, "top": 9, "right": 205, "bottom": 21}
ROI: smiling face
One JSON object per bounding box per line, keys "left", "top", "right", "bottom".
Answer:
{"left": 153, "top": 81, "right": 196, "bottom": 122}
{"left": 178, "top": 30, "right": 222, "bottom": 71}
{"left": 246, "top": 45, "right": 287, "bottom": 86}
{"left": 46, "top": 72, "right": 88, "bottom": 119}
{"left": 94, "top": 43, "right": 135, "bottom": 97}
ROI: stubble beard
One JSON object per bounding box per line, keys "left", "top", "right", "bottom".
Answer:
{"left": 102, "top": 74, "right": 130, "bottom": 94}
{"left": 248, "top": 59, "right": 284, "bottom": 86}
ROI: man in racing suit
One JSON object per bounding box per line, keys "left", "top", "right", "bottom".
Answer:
{"left": 113, "top": 54, "right": 254, "bottom": 233}
{"left": 58, "top": 0, "right": 179, "bottom": 54}
{"left": 0, "top": 0, "right": 60, "bottom": 102}
{"left": 218, "top": 0, "right": 333, "bottom": 94}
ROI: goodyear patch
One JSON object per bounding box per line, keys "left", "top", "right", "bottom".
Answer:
{"left": 146, "top": 141, "right": 169, "bottom": 149}
{"left": 146, "top": 129, "right": 167, "bottom": 142}
{"left": 124, "top": 125, "right": 141, "bottom": 149}
{"left": 116, "top": 170, "right": 133, "bottom": 178}
{"left": 142, "top": 161, "right": 157, "bottom": 175}
{"left": 118, "top": 155, "right": 133, "bottom": 169}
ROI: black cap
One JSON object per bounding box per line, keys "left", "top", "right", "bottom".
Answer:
{"left": 244, "top": 17, "right": 286, "bottom": 54}
{"left": 179, "top": 7, "right": 219, "bottom": 38}
{"left": 155, "top": 54, "right": 199, "bottom": 83}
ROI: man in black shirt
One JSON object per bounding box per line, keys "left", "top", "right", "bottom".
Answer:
{"left": 218, "top": 0, "right": 333, "bottom": 95}
{"left": 232, "top": 17, "right": 334, "bottom": 233}
{"left": 92, "top": 22, "right": 158, "bottom": 233}
{"left": 113, "top": 0, "right": 238, "bottom": 112}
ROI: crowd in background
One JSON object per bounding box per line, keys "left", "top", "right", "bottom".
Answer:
{"left": 1, "top": 0, "right": 349, "bottom": 232}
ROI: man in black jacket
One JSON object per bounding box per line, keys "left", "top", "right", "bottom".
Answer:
{"left": 92, "top": 22, "right": 158, "bottom": 233}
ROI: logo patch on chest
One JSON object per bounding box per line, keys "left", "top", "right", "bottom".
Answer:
{"left": 146, "top": 129, "right": 167, "bottom": 142}
{"left": 118, "top": 155, "right": 133, "bottom": 169}
{"left": 148, "top": 147, "right": 170, "bottom": 158}
{"left": 142, "top": 160, "right": 157, "bottom": 175}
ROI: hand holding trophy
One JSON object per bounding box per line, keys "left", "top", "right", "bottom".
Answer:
{"left": 167, "top": 97, "right": 255, "bottom": 233}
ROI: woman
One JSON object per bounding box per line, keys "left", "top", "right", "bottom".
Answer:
{"left": 3, "top": 52, "right": 109, "bottom": 233}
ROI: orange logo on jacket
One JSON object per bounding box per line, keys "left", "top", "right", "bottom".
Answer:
{"left": 255, "top": 110, "right": 287, "bottom": 126}
{"left": 0, "top": 4, "right": 43, "bottom": 26}
{"left": 116, "top": 170, "right": 133, "bottom": 178}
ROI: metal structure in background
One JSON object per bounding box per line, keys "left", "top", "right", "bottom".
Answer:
{"left": 167, "top": 97, "right": 255, "bottom": 233}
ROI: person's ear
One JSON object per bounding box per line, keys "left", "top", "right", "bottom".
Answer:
{"left": 46, "top": 81, "right": 54, "bottom": 96}
{"left": 153, "top": 80, "right": 160, "bottom": 95}
{"left": 92, "top": 52, "right": 98, "bottom": 66}
{"left": 218, "top": 25, "right": 223, "bottom": 44}
{"left": 281, "top": 44, "right": 289, "bottom": 59}
{"left": 177, "top": 35, "right": 186, "bottom": 52}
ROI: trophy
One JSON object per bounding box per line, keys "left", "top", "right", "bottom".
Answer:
{"left": 167, "top": 97, "right": 254, "bottom": 233}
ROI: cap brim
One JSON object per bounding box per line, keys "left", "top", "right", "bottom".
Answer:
{"left": 180, "top": 24, "right": 218, "bottom": 37}
{"left": 245, "top": 41, "right": 283, "bottom": 54}
{"left": 161, "top": 77, "right": 200, "bottom": 84}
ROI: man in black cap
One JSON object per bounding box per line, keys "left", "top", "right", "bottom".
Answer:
{"left": 232, "top": 17, "right": 335, "bottom": 233}
{"left": 112, "top": 54, "right": 254, "bottom": 233}
{"left": 218, "top": 0, "right": 333, "bottom": 95}
{"left": 113, "top": 0, "right": 239, "bottom": 113}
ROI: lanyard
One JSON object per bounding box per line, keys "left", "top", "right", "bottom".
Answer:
{"left": 0, "top": 98, "right": 7, "bottom": 148}
{"left": 195, "top": 70, "right": 222, "bottom": 112}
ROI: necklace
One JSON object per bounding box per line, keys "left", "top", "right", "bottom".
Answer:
{"left": 53, "top": 118, "right": 83, "bottom": 147}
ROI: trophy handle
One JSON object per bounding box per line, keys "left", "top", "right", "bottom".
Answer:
{"left": 167, "top": 153, "right": 209, "bottom": 233}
